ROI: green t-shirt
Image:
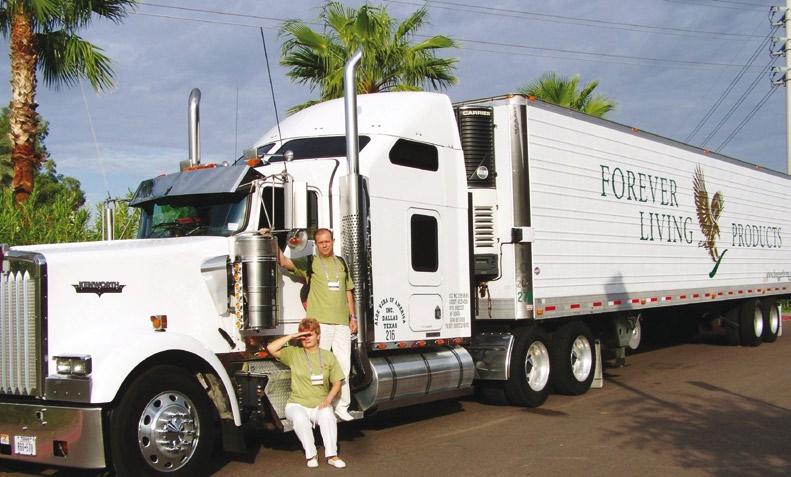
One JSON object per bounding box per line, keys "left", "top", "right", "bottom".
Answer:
{"left": 293, "top": 255, "right": 355, "bottom": 325}
{"left": 278, "top": 346, "right": 344, "bottom": 408}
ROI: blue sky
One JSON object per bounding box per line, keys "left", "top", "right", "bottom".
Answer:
{"left": 0, "top": 0, "right": 785, "bottom": 206}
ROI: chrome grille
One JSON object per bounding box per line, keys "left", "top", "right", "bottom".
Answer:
{"left": 0, "top": 254, "right": 44, "bottom": 397}
{"left": 473, "top": 206, "right": 496, "bottom": 248}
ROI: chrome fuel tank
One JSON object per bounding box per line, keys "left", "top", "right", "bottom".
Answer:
{"left": 355, "top": 347, "right": 474, "bottom": 411}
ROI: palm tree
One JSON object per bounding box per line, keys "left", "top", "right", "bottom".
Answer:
{"left": 519, "top": 72, "right": 616, "bottom": 118}
{"left": 0, "top": 0, "right": 137, "bottom": 203}
{"left": 280, "top": 1, "right": 458, "bottom": 113}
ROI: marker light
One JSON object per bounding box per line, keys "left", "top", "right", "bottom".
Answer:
{"left": 150, "top": 315, "right": 168, "bottom": 332}
{"left": 54, "top": 355, "right": 92, "bottom": 376}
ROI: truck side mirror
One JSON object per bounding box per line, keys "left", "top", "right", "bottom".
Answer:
{"left": 284, "top": 180, "right": 308, "bottom": 230}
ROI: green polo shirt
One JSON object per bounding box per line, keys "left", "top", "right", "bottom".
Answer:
{"left": 293, "top": 255, "right": 355, "bottom": 325}
{"left": 278, "top": 346, "right": 344, "bottom": 408}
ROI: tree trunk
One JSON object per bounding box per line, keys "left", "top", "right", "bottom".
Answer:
{"left": 9, "top": 10, "right": 40, "bottom": 203}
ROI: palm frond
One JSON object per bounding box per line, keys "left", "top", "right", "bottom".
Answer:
{"left": 36, "top": 30, "right": 114, "bottom": 91}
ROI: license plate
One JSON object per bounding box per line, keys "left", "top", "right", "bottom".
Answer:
{"left": 14, "top": 436, "right": 36, "bottom": 456}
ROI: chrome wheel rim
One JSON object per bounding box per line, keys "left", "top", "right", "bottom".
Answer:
{"left": 525, "top": 340, "right": 550, "bottom": 392}
{"left": 628, "top": 318, "right": 642, "bottom": 350}
{"left": 138, "top": 391, "right": 200, "bottom": 472}
{"left": 570, "top": 336, "right": 593, "bottom": 382}
{"left": 768, "top": 306, "right": 780, "bottom": 335}
{"left": 753, "top": 308, "right": 764, "bottom": 338}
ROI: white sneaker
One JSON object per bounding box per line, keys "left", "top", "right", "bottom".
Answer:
{"left": 307, "top": 456, "right": 319, "bottom": 468}
{"left": 327, "top": 457, "right": 346, "bottom": 468}
{"left": 335, "top": 408, "right": 355, "bottom": 422}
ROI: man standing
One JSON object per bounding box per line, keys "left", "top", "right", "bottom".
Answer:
{"left": 275, "top": 228, "right": 357, "bottom": 421}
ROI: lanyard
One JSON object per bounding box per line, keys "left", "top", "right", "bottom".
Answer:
{"left": 303, "top": 348, "right": 323, "bottom": 375}
{"left": 316, "top": 255, "right": 340, "bottom": 282}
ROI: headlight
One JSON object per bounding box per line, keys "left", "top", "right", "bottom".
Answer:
{"left": 54, "top": 355, "right": 92, "bottom": 376}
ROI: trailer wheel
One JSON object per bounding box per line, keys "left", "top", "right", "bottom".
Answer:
{"left": 761, "top": 300, "right": 780, "bottom": 343}
{"left": 504, "top": 327, "right": 551, "bottom": 407}
{"left": 550, "top": 321, "right": 596, "bottom": 396}
{"left": 109, "top": 365, "right": 216, "bottom": 477}
{"left": 739, "top": 300, "right": 763, "bottom": 347}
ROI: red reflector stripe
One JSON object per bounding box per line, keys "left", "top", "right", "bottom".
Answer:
{"left": 728, "top": 291, "right": 734, "bottom": 295}
{"left": 693, "top": 293, "right": 700, "bottom": 298}
{"left": 570, "top": 304, "right": 581, "bottom": 309}
{"left": 612, "top": 299, "right": 622, "bottom": 305}
{"left": 545, "top": 306, "right": 556, "bottom": 312}
{"left": 593, "top": 301, "right": 602, "bottom": 307}
{"left": 718, "top": 292, "right": 724, "bottom": 296}
{"left": 664, "top": 296, "right": 672, "bottom": 301}
{"left": 679, "top": 295, "right": 687, "bottom": 299}
{"left": 649, "top": 297, "right": 658, "bottom": 302}
{"left": 631, "top": 299, "right": 640, "bottom": 304}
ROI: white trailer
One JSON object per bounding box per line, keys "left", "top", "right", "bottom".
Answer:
{"left": 0, "top": 55, "right": 788, "bottom": 475}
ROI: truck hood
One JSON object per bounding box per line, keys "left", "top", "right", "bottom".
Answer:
{"left": 15, "top": 237, "right": 236, "bottom": 379}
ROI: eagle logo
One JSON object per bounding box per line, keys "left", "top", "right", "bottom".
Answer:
{"left": 693, "top": 165, "right": 727, "bottom": 278}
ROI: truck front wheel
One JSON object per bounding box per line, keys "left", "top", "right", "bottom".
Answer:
{"left": 504, "top": 326, "right": 551, "bottom": 407}
{"left": 550, "top": 321, "right": 596, "bottom": 395}
{"left": 109, "top": 365, "right": 216, "bottom": 477}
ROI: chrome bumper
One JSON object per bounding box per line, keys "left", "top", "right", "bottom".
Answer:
{"left": 0, "top": 401, "right": 105, "bottom": 469}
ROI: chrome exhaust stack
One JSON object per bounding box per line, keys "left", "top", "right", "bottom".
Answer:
{"left": 340, "top": 49, "right": 374, "bottom": 398}
{"left": 188, "top": 88, "right": 201, "bottom": 167}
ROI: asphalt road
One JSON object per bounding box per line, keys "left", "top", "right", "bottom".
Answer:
{"left": 2, "top": 325, "right": 790, "bottom": 477}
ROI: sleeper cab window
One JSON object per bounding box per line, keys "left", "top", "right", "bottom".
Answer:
{"left": 389, "top": 139, "right": 438, "bottom": 171}
{"left": 410, "top": 214, "right": 439, "bottom": 272}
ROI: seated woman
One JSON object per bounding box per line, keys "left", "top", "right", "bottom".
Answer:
{"left": 267, "top": 318, "right": 347, "bottom": 469}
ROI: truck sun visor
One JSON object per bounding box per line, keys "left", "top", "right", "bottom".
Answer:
{"left": 130, "top": 165, "right": 262, "bottom": 206}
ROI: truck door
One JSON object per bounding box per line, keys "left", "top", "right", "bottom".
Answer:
{"left": 408, "top": 208, "right": 442, "bottom": 332}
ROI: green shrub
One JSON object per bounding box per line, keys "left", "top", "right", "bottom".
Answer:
{"left": 0, "top": 188, "right": 139, "bottom": 246}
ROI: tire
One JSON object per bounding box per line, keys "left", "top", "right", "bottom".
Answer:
{"left": 761, "top": 299, "right": 780, "bottom": 343}
{"left": 504, "top": 326, "right": 551, "bottom": 407}
{"left": 626, "top": 314, "right": 642, "bottom": 350}
{"left": 550, "top": 321, "right": 596, "bottom": 396}
{"left": 739, "top": 300, "right": 763, "bottom": 347}
{"left": 109, "top": 366, "right": 216, "bottom": 477}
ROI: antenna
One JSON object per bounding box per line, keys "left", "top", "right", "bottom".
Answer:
{"left": 259, "top": 27, "right": 287, "bottom": 176}
{"left": 234, "top": 87, "right": 239, "bottom": 159}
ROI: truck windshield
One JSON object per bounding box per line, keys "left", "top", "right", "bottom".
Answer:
{"left": 136, "top": 193, "right": 248, "bottom": 239}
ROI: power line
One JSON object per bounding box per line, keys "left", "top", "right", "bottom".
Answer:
{"left": 137, "top": 11, "right": 275, "bottom": 30}
{"left": 663, "top": 0, "right": 768, "bottom": 10}
{"left": 452, "top": 36, "right": 766, "bottom": 71}
{"left": 385, "top": 0, "right": 765, "bottom": 40}
{"left": 700, "top": 58, "right": 778, "bottom": 147}
{"left": 140, "top": 2, "right": 294, "bottom": 26}
{"left": 685, "top": 26, "right": 779, "bottom": 142}
{"left": 715, "top": 86, "right": 778, "bottom": 151}
{"left": 135, "top": 7, "right": 769, "bottom": 73}
{"left": 691, "top": 0, "right": 770, "bottom": 7}
{"left": 140, "top": 0, "right": 765, "bottom": 41}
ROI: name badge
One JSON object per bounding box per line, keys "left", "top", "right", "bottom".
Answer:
{"left": 310, "top": 373, "right": 324, "bottom": 386}
{"left": 327, "top": 281, "right": 340, "bottom": 291}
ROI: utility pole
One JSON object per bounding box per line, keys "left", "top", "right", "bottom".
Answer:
{"left": 776, "top": 2, "right": 791, "bottom": 174}
{"left": 786, "top": 0, "right": 790, "bottom": 174}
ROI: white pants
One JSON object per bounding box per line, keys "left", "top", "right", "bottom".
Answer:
{"left": 285, "top": 403, "right": 338, "bottom": 459}
{"left": 320, "top": 323, "right": 351, "bottom": 412}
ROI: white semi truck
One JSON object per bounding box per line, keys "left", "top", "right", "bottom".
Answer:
{"left": 1, "top": 54, "right": 789, "bottom": 476}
